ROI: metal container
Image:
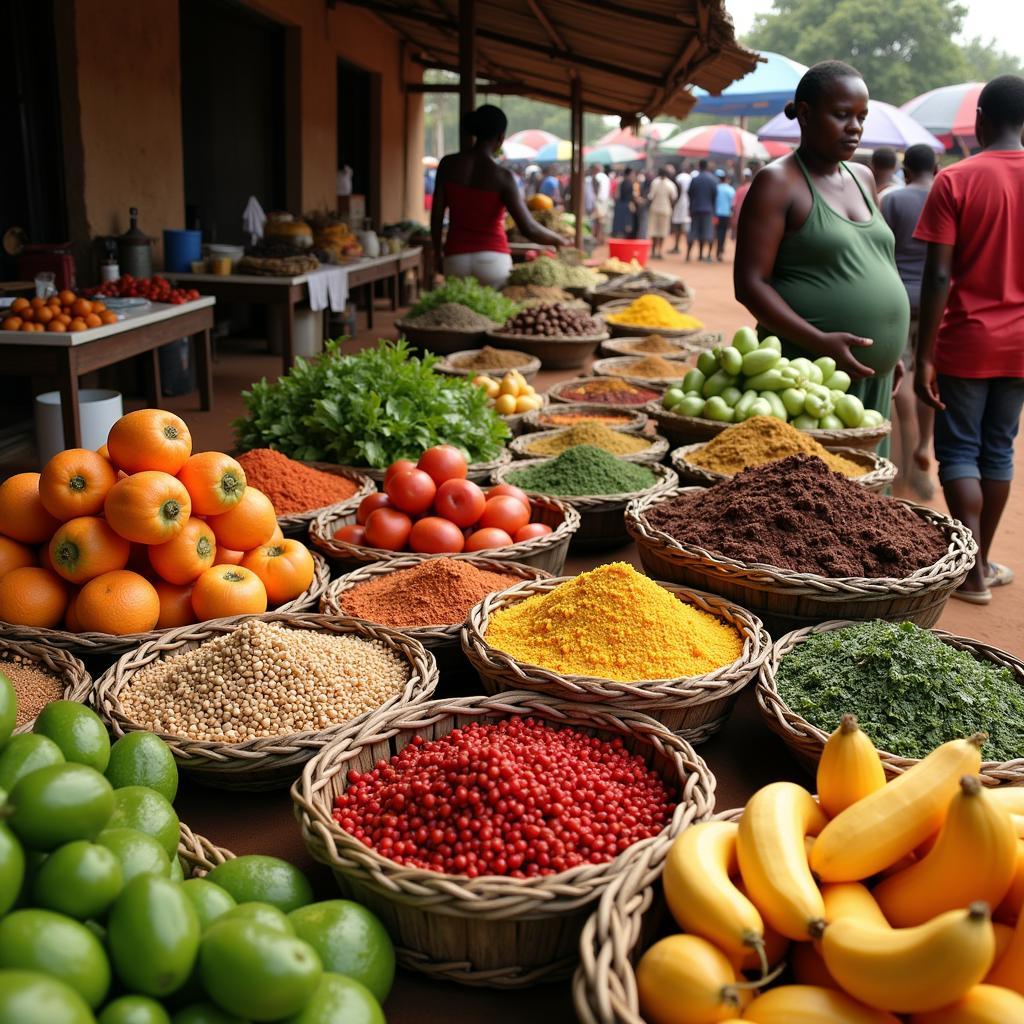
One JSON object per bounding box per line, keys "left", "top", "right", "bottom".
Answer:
{"left": 117, "top": 207, "right": 153, "bottom": 278}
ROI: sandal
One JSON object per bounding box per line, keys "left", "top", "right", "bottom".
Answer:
{"left": 950, "top": 587, "right": 993, "bottom": 605}
{"left": 986, "top": 562, "right": 1014, "bottom": 587}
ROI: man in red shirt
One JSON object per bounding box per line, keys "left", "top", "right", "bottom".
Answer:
{"left": 914, "top": 75, "right": 1024, "bottom": 602}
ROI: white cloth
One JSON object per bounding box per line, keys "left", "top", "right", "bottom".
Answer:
{"left": 305, "top": 265, "right": 350, "bottom": 313}
{"left": 673, "top": 172, "right": 692, "bottom": 224}
{"left": 648, "top": 176, "right": 679, "bottom": 216}
{"left": 443, "top": 251, "right": 513, "bottom": 289}
{"left": 242, "top": 196, "right": 267, "bottom": 245}
{"left": 594, "top": 171, "right": 611, "bottom": 204}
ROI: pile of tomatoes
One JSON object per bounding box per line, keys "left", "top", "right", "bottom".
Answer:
{"left": 333, "top": 446, "right": 553, "bottom": 554}
{"left": 89, "top": 275, "right": 200, "bottom": 305}
{"left": 1, "top": 292, "right": 119, "bottom": 334}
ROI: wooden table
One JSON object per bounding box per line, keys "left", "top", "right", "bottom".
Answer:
{"left": 0, "top": 297, "right": 215, "bottom": 448}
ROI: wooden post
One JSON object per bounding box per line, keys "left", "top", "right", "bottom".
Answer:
{"left": 458, "top": 0, "right": 477, "bottom": 149}
{"left": 571, "top": 74, "right": 584, "bottom": 250}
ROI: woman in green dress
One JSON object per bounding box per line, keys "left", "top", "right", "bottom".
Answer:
{"left": 734, "top": 61, "right": 909, "bottom": 452}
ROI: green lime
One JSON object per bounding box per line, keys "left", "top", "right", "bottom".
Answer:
{"left": 98, "top": 995, "right": 172, "bottom": 1024}
{"left": 0, "top": 734, "right": 64, "bottom": 791}
{"left": 181, "top": 879, "right": 236, "bottom": 931}
{"left": 107, "top": 874, "right": 200, "bottom": 997}
{"left": 9, "top": 763, "right": 113, "bottom": 850}
{"left": 0, "top": 908, "right": 110, "bottom": 1008}
{"left": 199, "top": 919, "right": 321, "bottom": 1021}
{"left": 220, "top": 901, "right": 293, "bottom": 934}
{"left": 97, "top": 828, "right": 170, "bottom": 884}
{"left": 106, "top": 733, "right": 178, "bottom": 803}
{"left": 0, "top": 823, "right": 24, "bottom": 917}
{"left": 169, "top": 856, "right": 184, "bottom": 883}
{"left": 206, "top": 856, "right": 312, "bottom": 913}
{"left": 281, "top": 972, "right": 385, "bottom": 1024}
{"left": 171, "top": 1004, "right": 246, "bottom": 1024}
{"left": 105, "top": 786, "right": 180, "bottom": 859}
{"left": 0, "top": 968, "right": 95, "bottom": 1024}
{"left": 288, "top": 900, "right": 394, "bottom": 1003}
{"left": 0, "top": 674, "right": 16, "bottom": 749}
{"left": 33, "top": 701, "right": 110, "bottom": 773}
{"left": 33, "top": 840, "right": 123, "bottom": 919}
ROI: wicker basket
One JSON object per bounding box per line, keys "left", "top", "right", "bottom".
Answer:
{"left": 461, "top": 579, "right": 769, "bottom": 741}
{"left": 292, "top": 691, "right": 716, "bottom": 987}
{"left": 0, "top": 636, "right": 92, "bottom": 734}
{"left": 510, "top": 429, "right": 669, "bottom": 466}
{"left": 178, "top": 822, "right": 235, "bottom": 877}
{"left": 485, "top": 330, "right": 609, "bottom": 371}
{"left": 549, "top": 377, "right": 664, "bottom": 407}
{"left": 319, "top": 556, "right": 551, "bottom": 697}
{"left": 591, "top": 356, "right": 695, "bottom": 390}
{"left": 757, "top": 620, "right": 1024, "bottom": 786}
{"left": 494, "top": 461, "right": 678, "bottom": 550}
{"left": 331, "top": 449, "right": 511, "bottom": 486}
{"left": 669, "top": 443, "right": 898, "bottom": 493}
{"left": 590, "top": 284, "right": 694, "bottom": 310}
{"left": 275, "top": 463, "right": 376, "bottom": 537}
{"left": 522, "top": 404, "right": 650, "bottom": 435}
{"left": 625, "top": 487, "right": 977, "bottom": 638}
{"left": 394, "top": 320, "right": 495, "bottom": 355}
{"left": 598, "top": 300, "right": 703, "bottom": 341}
{"left": 93, "top": 612, "right": 439, "bottom": 791}
{"left": 308, "top": 495, "right": 581, "bottom": 575}
{"left": 599, "top": 337, "right": 697, "bottom": 360}
{"left": 436, "top": 349, "right": 542, "bottom": 382}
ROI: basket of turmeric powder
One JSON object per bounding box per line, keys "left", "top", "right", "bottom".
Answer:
{"left": 599, "top": 296, "right": 705, "bottom": 339}
{"left": 461, "top": 563, "right": 769, "bottom": 741}
{"left": 510, "top": 424, "right": 670, "bottom": 465}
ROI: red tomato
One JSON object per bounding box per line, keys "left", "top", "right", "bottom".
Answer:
{"left": 333, "top": 524, "right": 367, "bottom": 545}
{"left": 488, "top": 484, "right": 531, "bottom": 509}
{"left": 417, "top": 445, "right": 468, "bottom": 486}
{"left": 385, "top": 468, "right": 437, "bottom": 516}
{"left": 433, "top": 479, "right": 486, "bottom": 528}
{"left": 356, "top": 492, "right": 391, "bottom": 525}
{"left": 384, "top": 459, "right": 417, "bottom": 487}
{"left": 513, "top": 523, "right": 553, "bottom": 543}
{"left": 464, "top": 527, "right": 513, "bottom": 552}
{"left": 479, "top": 495, "right": 530, "bottom": 535}
{"left": 409, "top": 516, "right": 465, "bottom": 554}
{"left": 363, "top": 508, "right": 413, "bottom": 550}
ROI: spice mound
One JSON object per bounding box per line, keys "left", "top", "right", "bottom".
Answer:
{"left": 333, "top": 717, "right": 676, "bottom": 876}
{"left": 606, "top": 295, "right": 703, "bottom": 330}
{"left": 0, "top": 657, "right": 65, "bottom": 727}
{"left": 405, "top": 302, "right": 499, "bottom": 330}
{"left": 777, "top": 620, "right": 1024, "bottom": 761}
{"left": 538, "top": 409, "right": 638, "bottom": 429}
{"left": 621, "top": 334, "right": 687, "bottom": 355}
{"left": 645, "top": 454, "right": 948, "bottom": 578}
{"left": 506, "top": 445, "right": 656, "bottom": 497}
{"left": 339, "top": 557, "right": 526, "bottom": 629}
{"left": 118, "top": 619, "right": 409, "bottom": 742}
{"left": 610, "top": 354, "right": 688, "bottom": 381}
{"left": 485, "top": 562, "right": 743, "bottom": 681}
{"left": 524, "top": 423, "right": 650, "bottom": 458}
{"left": 556, "top": 377, "right": 661, "bottom": 406}
{"left": 237, "top": 448, "right": 358, "bottom": 514}
{"left": 449, "top": 346, "right": 532, "bottom": 371}
{"left": 689, "top": 416, "right": 866, "bottom": 477}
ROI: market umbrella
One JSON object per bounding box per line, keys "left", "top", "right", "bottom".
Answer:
{"left": 584, "top": 143, "right": 646, "bottom": 165}
{"left": 499, "top": 140, "right": 538, "bottom": 161}
{"left": 901, "top": 82, "right": 983, "bottom": 149}
{"left": 533, "top": 139, "right": 574, "bottom": 163}
{"left": 659, "top": 124, "right": 769, "bottom": 160}
{"left": 758, "top": 99, "right": 945, "bottom": 153}
{"left": 691, "top": 51, "right": 808, "bottom": 118}
{"left": 762, "top": 140, "right": 792, "bottom": 160}
{"left": 594, "top": 121, "right": 680, "bottom": 148}
{"left": 506, "top": 129, "right": 562, "bottom": 152}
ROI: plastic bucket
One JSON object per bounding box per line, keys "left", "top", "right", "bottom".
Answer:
{"left": 163, "top": 230, "right": 203, "bottom": 273}
{"left": 34, "top": 389, "right": 123, "bottom": 462}
{"left": 608, "top": 238, "right": 651, "bottom": 267}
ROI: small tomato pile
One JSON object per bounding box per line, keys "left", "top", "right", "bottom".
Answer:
{"left": 0, "top": 409, "right": 317, "bottom": 635}
{"left": 1, "top": 291, "right": 118, "bottom": 334}
{"left": 89, "top": 275, "right": 200, "bottom": 305}
{"left": 333, "top": 446, "right": 553, "bottom": 554}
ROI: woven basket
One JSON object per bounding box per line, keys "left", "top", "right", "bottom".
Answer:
{"left": 669, "top": 443, "right": 898, "bottom": 493}
{"left": 461, "top": 579, "right": 769, "bottom": 741}
{"left": 591, "top": 356, "right": 695, "bottom": 390}
{"left": 394, "top": 320, "right": 495, "bottom": 355}
{"left": 292, "top": 691, "right": 716, "bottom": 987}
{"left": 510, "top": 429, "right": 669, "bottom": 466}
{"left": 275, "top": 463, "right": 376, "bottom": 537}
{"left": 757, "top": 620, "right": 1024, "bottom": 786}
{"left": 599, "top": 337, "right": 697, "bottom": 360}
{"left": 590, "top": 284, "right": 694, "bottom": 310}
{"left": 436, "top": 349, "right": 542, "bottom": 382}
{"left": 332, "top": 449, "right": 511, "bottom": 486}
{"left": 549, "top": 377, "right": 664, "bottom": 407}
{"left": 0, "top": 636, "right": 92, "bottom": 734}
{"left": 597, "top": 300, "right": 703, "bottom": 341}
{"left": 522, "top": 404, "right": 650, "bottom": 435}
{"left": 494, "top": 461, "right": 678, "bottom": 550}
{"left": 485, "top": 329, "right": 609, "bottom": 370}
{"left": 178, "top": 822, "right": 235, "bottom": 877}
{"left": 93, "top": 612, "right": 439, "bottom": 791}
{"left": 319, "top": 556, "right": 551, "bottom": 697}
{"left": 308, "top": 495, "right": 581, "bottom": 575}
{"left": 625, "top": 486, "right": 977, "bottom": 638}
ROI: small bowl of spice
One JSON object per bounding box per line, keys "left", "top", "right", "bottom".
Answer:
{"left": 436, "top": 347, "right": 542, "bottom": 382}
{"left": 522, "top": 403, "right": 650, "bottom": 434}
{"left": 548, "top": 376, "right": 663, "bottom": 407}
{"left": 600, "top": 333, "right": 701, "bottom": 359}
{"left": 0, "top": 637, "right": 92, "bottom": 733}
{"left": 600, "top": 295, "right": 705, "bottom": 338}
{"left": 396, "top": 303, "right": 501, "bottom": 354}
{"left": 591, "top": 354, "right": 694, "bottom": 388}
{"left": 510, "top": 422, "right": 669, "bottom": 464}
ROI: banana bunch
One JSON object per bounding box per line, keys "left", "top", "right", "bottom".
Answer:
{"left": 636, "top": 720, "right": 1024, "bottom": 1023}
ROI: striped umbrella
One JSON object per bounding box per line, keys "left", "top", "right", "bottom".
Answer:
{"left": 499, "top": 140, "right": 538, "bottom": 161}
{"left": 594, "top": 122, "right": 680, "bottom": 148}
{"left": 901, "top": 82, "right": 983, "bottom": 149}
{"left": 583, "top": 143, "right": 646, "bottom": 165}
{"left": 506, "top": 129, "right": 562, "bottom": 152}
{"left": 659, "top": 124, "right": 769, "bottom": 160}
{"left": 533, "top": 139, "right": 574, "bottom": 163}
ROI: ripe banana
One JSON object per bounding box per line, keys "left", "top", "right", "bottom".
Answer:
{"left": 821, "top": 902, "right": 996, "bottom": 1013}
{"left": 987, "top": 893, "right": 1024, "bottom": 993}
{"left": 816, "top": 714, "right": 886, "bottom": 818}
{"left": 996, "top": 840, "right": 1024, "bottom": 922}
{"left": 989, "top": 788, "right": 1024, "bottom": 816}
{"left": 908, "top": 984, "right": 1024, "bottom": 1023}
{"left": 821, "top": 882, "right": 890, "bottom": 931}
{"left": 811, "top": 735, "right": 985, "bottom": 882}
{"left": 873, "top": 775, "right": 1018, "bottom": 926}
{"left": 731, "top": 878, "right": 790, "bottom": 974}
{"left": 736, "top": 782, "right": 827, "bottom": 940}
{"left": 741, "top": 984, "right": 901, "bottom": 1023}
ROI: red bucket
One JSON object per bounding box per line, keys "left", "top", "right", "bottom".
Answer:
{"left": 607, "top": 238, "right": 651, "bottom": 267}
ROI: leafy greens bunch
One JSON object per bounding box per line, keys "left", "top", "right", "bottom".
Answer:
{"left": 408, "top": 276, "right": 520, "bottom": 323}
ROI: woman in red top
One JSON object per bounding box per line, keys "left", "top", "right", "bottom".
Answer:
{"left": 431, "top": 105, "right": 564, "bottom": 288}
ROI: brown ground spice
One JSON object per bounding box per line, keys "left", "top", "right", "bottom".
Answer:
{"left": 0, "top": 657, "right": 66, "bottom": 726}
{"left": 451, "top": 346, "right": 533, "bottom": 371}
{"left": 621, "top": 334, "right": 684, "bottom": 355}
{"left": 558, "top": 378, "right": 661, "bottom": 405}
{"left": 645, "top": 454, "right": 949, "bottom": 578}
{"left": 539, "top": 410, "right": 636, "bottom": 428}
{"left": 237, "top": 448, "right": 358, "bottom": 514}
{"left": 614, "top": 354, "right": 688, "bottom": 380}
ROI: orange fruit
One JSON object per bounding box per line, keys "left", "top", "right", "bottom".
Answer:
{"left": 269, "top": 523, "right": 284, "bottom": 543}
{"left": 92, "top": 301, "right": 107, "bottom": 313}
{"left": 1, "top": 318, "right": 21, "bottom": 331}
{"left": 96, "top": 443, "right": 110, "bottom": 459}
{"left": 107, "top": 409, "right": 192, "bottom": 475}
{"left": 10, "top": 298, "right": 29, "bottom": 313}
{"left": 39, "top": 448, "right": 118, "bottom": 520}
{"left": 242, "top": 539, "right": 315, "bottom": 605}
{"left": 103, "top": 471, "right": 192, "bottom": 545}
{"left": 177, "top": 451, "right": 247, "bottom": 516}
{"left": 217, "top": 547, "right": 244, "bottom": 565}
{"left": 58, "top": 290, "right": 76, "bottom": 307}
{"left": 100, "top": 311, "right": 118, "bottom": 325}
{"left": 84, "top": 313, "right": 102, "bottom": 328}
{"left": 64, "top": 590, "right": 82, "bottom": 632}
{"left": 0, "top": 566, "right": 68, "bottom": 628}
{"left": 69, "top": 319, "right": 87, "bottom": 332}
{"left": 34, "top": 306, "right": 53, "bottom": 324}
{"left": 147, "top": 518, "right": 216, "bottom": 584}
{"left": 76, "top": 569, "right": 160, "bottom": 635}
{"left": 0, "top": 536, "right": 36, "bottom": 579}
{"left": 46, "top": 319, "right": 67, "bottom": 333}
{"left": 207, "top": 487, "right": 276, "bottom": 552}
{"left": 154, "top": 580, "right": 197, "bottom": 629}
{"left": 29, "top": 297, "right": 44, "bottom": 309}
{"left": 71, "top": 298, "right": 93, "bottom": 317}
{"left": 0, "top": 473, "right": 62, "bottom": 543}
{"left": 49, "top": 516, "right": 131, "bottom": 584}
{"left": 191, "top": 565, "right": 267, "bottom": 621}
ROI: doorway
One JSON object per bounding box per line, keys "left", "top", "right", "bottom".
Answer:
{"left": 338, "top": 59, "right": 380, "bottom": 227}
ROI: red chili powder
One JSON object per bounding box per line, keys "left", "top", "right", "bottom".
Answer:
{"left": 237, "top": 448, "right": 358, "bottom": 514}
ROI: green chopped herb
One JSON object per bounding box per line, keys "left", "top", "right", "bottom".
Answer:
{"left": 506, "top": 445, "right": 655, "bottom": 497}
{"left": 409, "top": 277, "right": 520, "bottom": 323}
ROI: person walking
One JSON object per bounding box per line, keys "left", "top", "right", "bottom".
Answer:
{"left": 590, "top": 164, "right": 611, "bottom": 244}
{"left": 913, "top": 74, "right": 1024, "bottom": 603}
{"left": 611, "top": 167, "right": 639, "bottom": 238}
{"left": 731, "top": 160, "right": 761, "bottom": 239}
{"left": 687, "top": 159, "right": 718, "bottom": 262}
{"left": 538, "top": 166, "right": 562, "bottom": 205}
{"left": 871, "top": 147, "right": 902, "bottom": 200}
{"left": 670, "top": 162, "right": 692, "bottom": 254}
{"left": 647, "top": 167, "right": 679, "bottom": 259}
{"left": 713, "top": 168, "right": 736, "bottom": 261}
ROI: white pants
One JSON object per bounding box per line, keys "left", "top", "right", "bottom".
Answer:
{"left": 443, "top": 251, "right": 513, "bottom": 289}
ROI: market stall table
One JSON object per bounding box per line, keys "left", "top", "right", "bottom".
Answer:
{"left": 0, "top": 296, "right": 214, "bottom": 448}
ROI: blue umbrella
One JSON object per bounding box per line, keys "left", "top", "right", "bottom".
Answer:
{"left": 533, "top": 140, "right": 573, "bottom": 163}
{"left": 692, "top": 51, "right": 808, "bottom": 118}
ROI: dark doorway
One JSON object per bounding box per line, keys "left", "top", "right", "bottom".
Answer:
{"left": 180, "top": 0, "right": 285, "bottom": 243}
{"left": 338, "top": 59, "right": 377, "bottom": 226}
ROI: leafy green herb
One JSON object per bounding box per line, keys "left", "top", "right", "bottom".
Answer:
{"left": 409, "top": 277, "right": 520, "bottom": 323}
{"left": 776, "top": 619, "right": 1024, "bottom": 761}
{"left": 233, "top": 339, "right": 509, "bottom": 468}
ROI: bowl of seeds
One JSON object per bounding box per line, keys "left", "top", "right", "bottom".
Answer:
{"left": 0, "top": 636, "right": 92, "bottom": 734}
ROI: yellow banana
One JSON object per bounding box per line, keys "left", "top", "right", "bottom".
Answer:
{"left": 874, "top": 775, "right": 1018, "bottom": 927}
{"left": 991, "top": 921, "right": 1015, "bottom": 965}
{"left": 821, "top": 882, "right": 891, "bottom": 931}
{"left": 989, "top": 788, "right": 1024, "bottom": 816}
{"left": 908, "top": 984, "right": 1024, "bottom": 1023}
{"left": 821, "top": 902, "right": 996, "bottom": 1013}
{"left": 986, "top": 893, "right": 1024, "bottom": 993}
{"left": 731, "top": 878, "right": 790, "bottom": 974}
{"left": 816, "top": 714, "right": 886, "bottom": 819}
{"left": 996, "top": 840, "right": 1024, "bottom": 922}
{"left": 736, "top": 782, "right": 828, "bottom": 940}
{"left": 811, "top": 734, "right": 985, "bottom": 882}
{"left": 741, "top": 984, "right": 901, "bottom": 1023}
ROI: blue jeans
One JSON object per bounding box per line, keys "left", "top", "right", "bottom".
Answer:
{"left": 934, "top": 375, "right": 1024, "bottom": 483}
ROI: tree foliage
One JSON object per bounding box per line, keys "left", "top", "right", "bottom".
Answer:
{"left": 958, "top": 37, "right": 1024, "bottom": 82}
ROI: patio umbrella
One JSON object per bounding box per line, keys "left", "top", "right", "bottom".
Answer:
{"left": 499, "top": 140, "right": 538, "bottom": 161}
{"left": 594, "top": 122, "right": 679, "bottom": 148}
{"left": 534, "top": 139, "right": 574, "bottom": 163}
{"left": 659, "top": 124, "right": 769, "bottom": 160}
{"left": 584, "top": 143, "right": 646, "bottom": 165}
{"left": 901, "top": 82, "right": 983, "bottom": 149}
{"left": 758, "top": 99, "right": 945, "bottom": 153}
{"left": 691, "top": 51, "right": 808, "bottom": 118}
{"left": 762, "top": 140, "right": 792, "bottom": 159}
{"left": 506, "top": 129, "right": 561, "bottom": 151}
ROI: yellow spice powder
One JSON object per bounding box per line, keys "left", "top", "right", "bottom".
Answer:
{"left": 485, "top": 562, "right": 743, "bottom": 681}
{"left": 607, "top": 294, "right": 704, "bottom": 330}
{"left": 525, "top": 422, "right": 650, "bottom": 457}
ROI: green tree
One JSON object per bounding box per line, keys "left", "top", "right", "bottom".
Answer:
{"left": 958, "top": 37, "right": 1024, "bottom": 82}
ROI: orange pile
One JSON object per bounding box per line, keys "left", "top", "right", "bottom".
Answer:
{"left": 1, "top": 290, "right": 119, "bottom": 334}
{"left": 0, "top": 409, "right": 316, "bottom": 635}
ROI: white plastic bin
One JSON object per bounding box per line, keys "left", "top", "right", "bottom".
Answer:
{"left": 34, "top": 389, "right": 123, "bottom": 462}
{"left": 267, "top": 305, "right": 323, "bottom": 360}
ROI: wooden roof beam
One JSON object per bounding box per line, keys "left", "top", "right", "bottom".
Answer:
{"left": 525, "top": 0, "right": 571, "bottom": 52}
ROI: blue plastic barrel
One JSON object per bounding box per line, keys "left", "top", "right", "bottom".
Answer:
{"left": 163, "top": 229, "right": 202, "bottom": 272}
